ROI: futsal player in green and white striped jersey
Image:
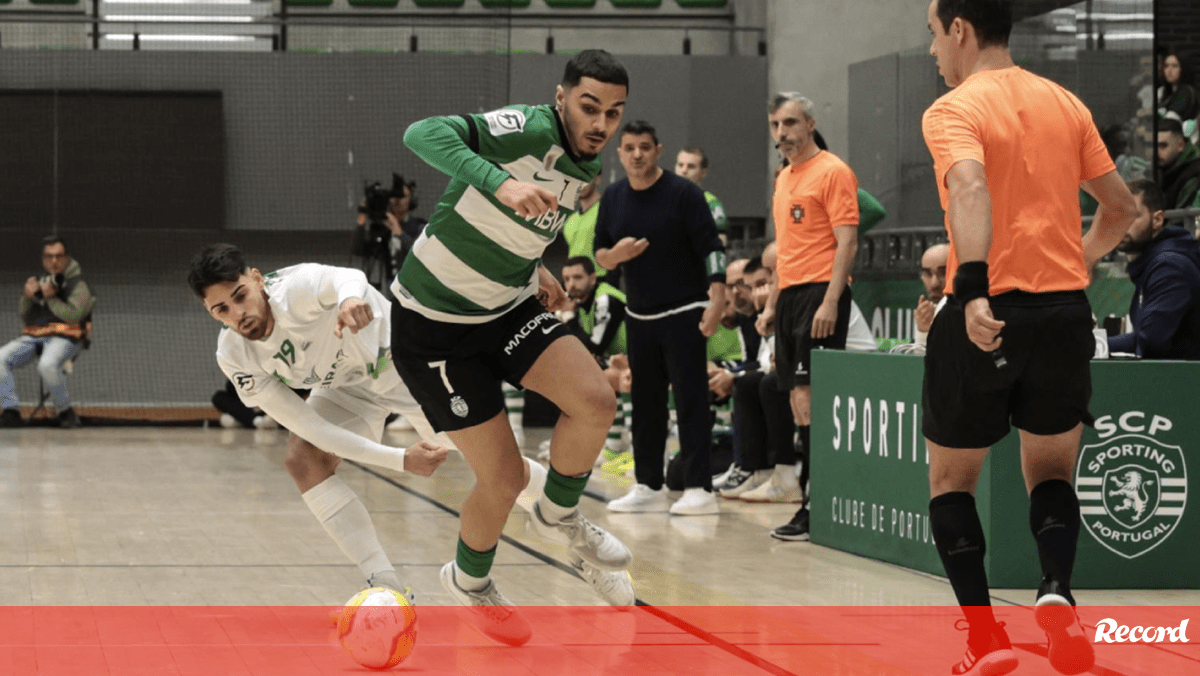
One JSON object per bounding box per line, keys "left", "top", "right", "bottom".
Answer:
{"left": 391, "top": 50, "right": 635, "bottom": 643}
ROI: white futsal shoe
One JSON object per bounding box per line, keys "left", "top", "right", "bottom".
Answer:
{"left": 570, "top": 553, "right": 635, "bottom": 608}
{"left": 669, "top": 488, "right": 719, "bottom": 515}
{"left": 440, "top": 562, "right": 532, "bottom": 647}
{"left": 530, "top": 503, "right": 633, "bottom": 571}
{"left": 607, "top": 484, "right": 670, "bottom": 513}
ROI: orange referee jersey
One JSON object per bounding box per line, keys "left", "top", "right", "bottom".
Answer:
{"left": 922, "top": 66, "right": 1115, "bottom": 296}
{"left": 773, "top": 150, "right": 860, "bottom": 289}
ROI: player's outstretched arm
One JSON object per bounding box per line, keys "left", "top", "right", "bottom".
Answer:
{"left": 239, "top": 380, "right": 424, "bottom": 475}
{"left": 404, "top": 115, "right": 512, "bottom": 196}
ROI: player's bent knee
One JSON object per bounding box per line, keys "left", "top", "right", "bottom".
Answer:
{"left": 476, "top": 470, "right": 524, "bottom": 505}
{"left": 284, "top": 434, "right": 339, "bottom": 485}
{"left": 558, "top": 380, "right": 618, "bottom": 425}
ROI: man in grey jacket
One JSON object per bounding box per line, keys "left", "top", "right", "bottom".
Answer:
{"left": 0, "top": 236, "right": 96, "bottom": 428}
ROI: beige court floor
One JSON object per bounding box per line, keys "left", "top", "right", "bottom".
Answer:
{"left": 0, "top": 424, "right": 1194, "bottom": 611}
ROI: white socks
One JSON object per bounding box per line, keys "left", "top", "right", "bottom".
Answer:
{"left": 515, "top": 456, "right": 547, "bottom": 514}
{"left": 453, "top": 561, "right": 490, "bottom": 592}
{"left": 301, "top": 475, "right": 396, "bottom": 587}
{"left": 516, "top": 456, "right": 577, "bottom": 523}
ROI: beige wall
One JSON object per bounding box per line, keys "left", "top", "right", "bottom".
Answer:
{"left": 767, "top": 0, "right": 934, "bottom": 158}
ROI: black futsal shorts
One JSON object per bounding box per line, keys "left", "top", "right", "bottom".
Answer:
{"left": 922, "top": 290, "right": 1095, "bottom": 449}
{"left": 391, "top": 296, "right": 571, "bottom": 433}
{"left": 774, "top": 282, "right": 852, "bottom": 390}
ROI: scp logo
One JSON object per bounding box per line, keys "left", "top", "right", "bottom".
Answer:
{"left": 1076, "top": 412, "right": 1187, "bottom": 559}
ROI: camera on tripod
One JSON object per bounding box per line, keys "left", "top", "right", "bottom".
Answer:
{"left": 356, "top": 173, "right": 417, "bottom": 257}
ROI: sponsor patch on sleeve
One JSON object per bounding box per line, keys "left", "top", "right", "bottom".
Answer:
{"left": 483, "top": 108, "right": 527, "bottom": 137}
{"left": 232, "top": 372, "right": 256, "bottom": 393}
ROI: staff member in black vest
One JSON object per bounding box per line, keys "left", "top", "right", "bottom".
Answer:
{"left": 595, "top": 120, "right": 727, "bottom": 516}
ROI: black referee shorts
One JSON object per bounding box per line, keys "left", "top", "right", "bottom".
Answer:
{"left": 774, "top": 282, "right": 852, "bottom": 390}
{"left": 922, "top": 290, "right": 1095, "bottom": 449}
{"left": 391, "top": 296, "right": 572, "bottom": 433}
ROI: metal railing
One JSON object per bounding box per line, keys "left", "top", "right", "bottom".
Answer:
{"left": 0, "top": 11, "right": 766, "bottom": 54}
{"left": 854, "top": 208, "right": 1200, "bottom": 280}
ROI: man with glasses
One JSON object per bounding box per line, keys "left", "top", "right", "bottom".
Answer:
{"left": 0, "top": 236, "right": 96, "bottom": 428}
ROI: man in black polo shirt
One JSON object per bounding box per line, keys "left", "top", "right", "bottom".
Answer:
{"left": 595, "top": 120, "right": 727, "bottom": 516}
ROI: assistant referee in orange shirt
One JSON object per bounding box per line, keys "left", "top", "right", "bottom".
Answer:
{"left": 920, "top": 2, "right": 1138, "bottom": 676}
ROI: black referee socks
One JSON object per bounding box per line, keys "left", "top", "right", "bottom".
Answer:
{"left": 1029, "top": 479, "right": 1081, "bottom": 603}
{"left": 930, "top": 491, "right": 994, "bottom": 630}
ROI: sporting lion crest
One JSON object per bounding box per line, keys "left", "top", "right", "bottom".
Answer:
{"left": 1076, "top": 433, "right": 1186, "bottom": 560}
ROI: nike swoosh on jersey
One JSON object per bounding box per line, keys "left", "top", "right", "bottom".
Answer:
{"left": 533, "top": 172, "right": 555, "bottom": 182}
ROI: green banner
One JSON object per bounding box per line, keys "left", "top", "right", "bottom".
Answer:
{"left": 850, "top": 277, "right": 1135, "bottom": 340}
{"left": 811, "top": 351, "right": 1199, "bottom": 589}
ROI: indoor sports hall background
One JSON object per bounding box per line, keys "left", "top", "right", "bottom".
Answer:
{"left": 0, "top": 0, "right": 1171, "bottom": 421}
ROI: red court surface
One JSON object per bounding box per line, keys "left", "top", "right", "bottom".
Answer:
{"left": 0, "top": 606, "right": 1195, "bottom": 675}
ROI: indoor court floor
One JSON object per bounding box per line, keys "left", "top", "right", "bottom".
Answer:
{"left": 0, "top": 425, "right": 1196, "bottom": 675}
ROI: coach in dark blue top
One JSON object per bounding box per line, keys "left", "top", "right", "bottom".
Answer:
{"left": 595, "top": 120, "right": 727, "bottom": 516}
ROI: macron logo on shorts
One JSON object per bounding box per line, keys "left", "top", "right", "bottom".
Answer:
{"left": 504, "top": 312, "right": 556, "bottom": 356}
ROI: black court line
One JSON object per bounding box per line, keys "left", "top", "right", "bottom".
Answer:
{"left": 348, "top": 460, "right": 805, "bottom": 676}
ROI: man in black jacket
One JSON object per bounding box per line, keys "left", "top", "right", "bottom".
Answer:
{"left": 596, "top": 120, "right": 727, "bottom": 516}
{"left": 0, "top": 236, "right": 96, "bottom": 428}
{"left": 1109, "top": 180, "right": 1200, "bottom": 360}
{"left": 1156, "top": 117, "right": 1200, "bottom": 215}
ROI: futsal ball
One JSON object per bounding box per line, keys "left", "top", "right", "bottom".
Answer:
{"left": 335, "top": 587, "right": 418, "bottom": 670}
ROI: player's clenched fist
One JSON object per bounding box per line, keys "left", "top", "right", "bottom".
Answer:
{"left": 403, "top": 440, "right": 450, "bottom": 477}
{"left": 496, "top": 179, "right": 559, "bottom": 220}
{"left": 336, "top": 297, "right": 374, "bottom": 338}
{"left": 536, "top": 265, "right": 568, "bottom": 311}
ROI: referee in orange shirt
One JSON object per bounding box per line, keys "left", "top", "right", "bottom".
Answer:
{"left": 921, "top": 2, "right": 1137, "bottom": 675}
{"left": 757, "top": 92, "right": 860, "bottom": 541}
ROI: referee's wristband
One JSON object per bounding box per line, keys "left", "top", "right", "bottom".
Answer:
{"left": 954, "top": 261, "right": 991, "bottom": 305}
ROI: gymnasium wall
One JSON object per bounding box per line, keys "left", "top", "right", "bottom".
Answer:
{"left": 0, "top": 49, "right": 765, "bottom": 412}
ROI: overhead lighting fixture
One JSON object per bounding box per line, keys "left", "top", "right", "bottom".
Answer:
{"left": 105, "top": 34, "right": 258, "bottom": 42}
{"left": 1076, "top": 32, "right": 1153, "bottom": 40}
{"left": 103, "top": 15, "right": 255, "bottom": 22}
{"left": 103, "top": 0, "right": 254, "bottom": 4}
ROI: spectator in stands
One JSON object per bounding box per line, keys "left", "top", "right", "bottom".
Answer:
{"left": 597, "top": 120, "right": 727, "bottom": 516}
{"left": 711, "top": 251, "right": 798, "bottom": 502}
{"left": 1102, "top": 124, "right": 1151, "bottom": 183}
{"left": 0, "top": 236, "right": 95, "bottom": 429}
{"left": 1159, "top": 52, "right": 1199, "bottom": 122}
{"left": 890, "top": 243, "right": 950, "bottom": 355}
{"left": 675, "top": 147, "right": 729, "bottom": 245}
{"left": 1156, "top": 117, "right": 1200, "bottom": 214}
{"left": 707, "top": 259, "right": 763, "bottom": 404}
{"left": 1109, "top": 179, "right": 1200, "bottom": 360}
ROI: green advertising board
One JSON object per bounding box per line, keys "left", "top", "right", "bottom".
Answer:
{"left": 810, "top": 351, "right": 1198, "bottom": 589}
{"left": 851, "top": 276, "right": 1135, "bottom": 341}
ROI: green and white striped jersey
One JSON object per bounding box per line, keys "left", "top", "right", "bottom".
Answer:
{"left": 394, "top": 104, "right": 601, "bottom": 323}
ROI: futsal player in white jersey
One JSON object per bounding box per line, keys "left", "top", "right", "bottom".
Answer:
{"left": 187, "top": 243, "right": 451, "bottom": 598}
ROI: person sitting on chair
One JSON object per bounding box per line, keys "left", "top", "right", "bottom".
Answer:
{"left": 0, "top": 235, "right": 96, "bottom": 428}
